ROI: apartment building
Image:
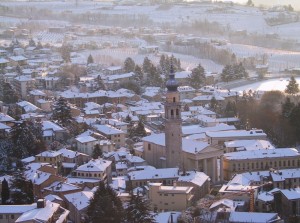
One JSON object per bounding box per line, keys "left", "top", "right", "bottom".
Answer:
{"left": 221, "top": 148, "right": 300, "bottom": 181}
{"left": 73, "top": 158, "right": 112, "bottom": 184}
{"left": 148, "top": 182, "right": 194, "bottom": 212}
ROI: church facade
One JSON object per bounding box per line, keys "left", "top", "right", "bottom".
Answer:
{"left": 143, "top": 70, "right": 222, "bottom": 183}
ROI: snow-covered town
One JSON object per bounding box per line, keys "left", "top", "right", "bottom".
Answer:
{"left": 0, "top": 0, "right": 300, "bottom": 223}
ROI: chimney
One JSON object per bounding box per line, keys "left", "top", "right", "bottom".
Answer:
{"left": 37, "top": 199, "right": 45, "bottom": 208}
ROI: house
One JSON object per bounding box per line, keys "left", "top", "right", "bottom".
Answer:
{"left": 93, "top": 124, "right": 126, "bottom": 147}
{"left": 58, "top": 148, "right": 90, "bottom": 175}
{"left": 128, "top": 168, "right": 179, "bottom": 188}
{"left": 104, "top": 66, "right": 124, "bottom": 75}
{"left": 224, "top": 139, "right": 274, "bottom": 153}
{"left": 73, "top": 158, "right": 112, "bottom": 184}
{"left": 228, "top": 212, "right": 282, "bottom": 223}
{"left": 17, "top": 101, "right": 41, "bottom": 113}
{"left": 25, "top": 168, "right": 65, "bottom": 199}
{"left": 43, "top": 181, "right": 82, "bottom": 199}
{"left": 206, "top": 129, "right": 267, "bottom": 146}
{"left": 66, "top": 177, "right": 100, "bottom": 190}
{"left": 13, "top": 76, "right": 34, "bottom": 99}
{"left": 273, "top": 188, "right": 300, "bottom": 221}
{"left": 64, "top": 191, "right": 94, "bottom": 223}
{"left": 0, "top": 200, "right": 69, "bottom": 223}
{"left": 45, "top": 77, "right": 59, "bottom": 90}
{"left": 9, "top": 55, "right": 27, "bottom": 66}
{"left": 75, "top": 135, "right": 98, "bottom": 156}
{"left": 0, "top": 58, "right": 9, "bottom": 69}
{"left": 35, "top": 150, "right": 62, "bottom": 166}
{"left": 177, "top": 86, "right": 196, "bottom": 100}
{"left": 177, "top": 171, "right": 210, "bottom": 201}
{"left": 42, "top": 121, "right": 67, "bottom": 144}
{"left": 28, "top": 89, "right": 46, "bottom": 105}
{"left": 36, "top": 99, "right": 52, "bottom": 112}
{"left": 148, "top": 182, "right": 194, "bottom": 212}
{"left": 106, "top": 72, "right": 135, "bottom": 84}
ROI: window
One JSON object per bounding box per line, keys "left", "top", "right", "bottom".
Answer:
{"left": 176, "top": 109, "right": 179, "bottom": 116}
{"left": 173, "top": 97, "right": 176, "bottom": 102}
{"left": 171, "top": 110, "right": 174, "bottom": 117}
{"left": 11, "top": 215, "right": 14, "bottom": 219}
{"left": 0, "top": 215, "right": 3, "bottom": 219}
{"left": 148, "top": 144, "right": 151, "bottom": 151}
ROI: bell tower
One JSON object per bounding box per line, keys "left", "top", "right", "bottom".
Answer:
{"left": 165, "top": 66, "right": 183, "bottom": 169}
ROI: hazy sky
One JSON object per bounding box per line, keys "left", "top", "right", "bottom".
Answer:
{"left": 224, "top": 0, "right": 300, "bottom": 10}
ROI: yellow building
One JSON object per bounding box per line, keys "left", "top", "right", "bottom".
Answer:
{"left": 148, "top": 182, "right": 194, "bottom": 212}
{"left": 221, "top": 148, "right": 300, "bottom": 181}
{"left": 35, "top": 150, "right": 62, "bottom": 166}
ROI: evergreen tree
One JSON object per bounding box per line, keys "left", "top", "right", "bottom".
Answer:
{"left": 289, "top": 103, "right": 300, "bottom": 135}
{"left": 143, "top": 57, "right": 152, "bottom": 75}
{"left": 11, "top": 120, "right": 43, "bottom": 159}
{"left": 224, "top": 101, "right": 237, "bottom": 117}
{"left": 1, "top": 178, "right": 10, "bottom": 204}
{"left": 246, "top": 0, "right": 254, "bottom": 6}
{"left": 188, "top": 64, "right": 205, "bottom": 89}
{"left": 148, "top": 65, "right": 162, "bottom": 87}
{"left": 60, "top": 45, "right": 71, "bottom": 63}
{"left": 119, "top": 80, "right": 141, "bottom": 95}
{"left": 92, "top": 144, "right": 103, "bottom": 159}
{"left": 285, "top": 76, "right": 299, "bottom": 95}
{"left": 16, "top": 65, "right": 22, "bottom": 76}
{"left": 85, "top": 181, "right": 124, "bottom": 223}
{"left": 36, "top": 41, "right": 43, "bottom": 50}
{"left": 28, "top": 38, "right": 36, "bottom": 47}
{"left": 234, "top": 63, "right": 248, "bottom": 79}
{"left": 2, "top": 83, "right": 18, "bottom": 104}
{"left": 10, "top": 171, "right": 34, "bottom": 205}
{"left": 124, "top": 57, "right": 135, "bottom": 73}
{"left": 159, "top": 54, "right": 166, "bottom": 70}
{"left": 130, "top": 120, "right": 147, "bottom": 139}
{"left": 210, "top": 96, "right": 218, "bottom": 112}
{"left": 126, "top": 194, "right": 155, "bottom": 223}
{"left": 221, "top": 65, "right": 232, "bottom": 82}
{"left": 282, "top": 97, "right": 295, "bottom": 118}
{"left": 87, "top": 54, "right": 94, "bottom": 64}
{"left": 96, "top": 75, "right": 106, "bottom": 90}
{"left": 52, "top": 97, "right": 73, "bottom": 126}
{"left": 134, "top": 65, "right": 144, "bottom": 83}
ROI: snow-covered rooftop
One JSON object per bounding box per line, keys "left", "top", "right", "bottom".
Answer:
{"left": 64, "top": 191, "right": 94, "bottom": 211}
{"left": 76, "top": 159, "right": 112, "bottom": 172}
{"left": 224, "top": 148, "right": 300, "bottom": 160}
{"left": 128, "top": 168, "right": 179, "bottom": 181}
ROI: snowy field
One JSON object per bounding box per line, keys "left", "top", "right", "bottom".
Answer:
{"left": 219, "top": 43, "right": 300, "bottom": 72}
{"left": 231, "top": 77, "right": 300, "bottom": 92}
{"left": 1, "top": 1, "right": 300, "bottom": 41}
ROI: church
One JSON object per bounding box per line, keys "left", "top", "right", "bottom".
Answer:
{"left": 143, "top": 69, "right": 222, "bottom": 183}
